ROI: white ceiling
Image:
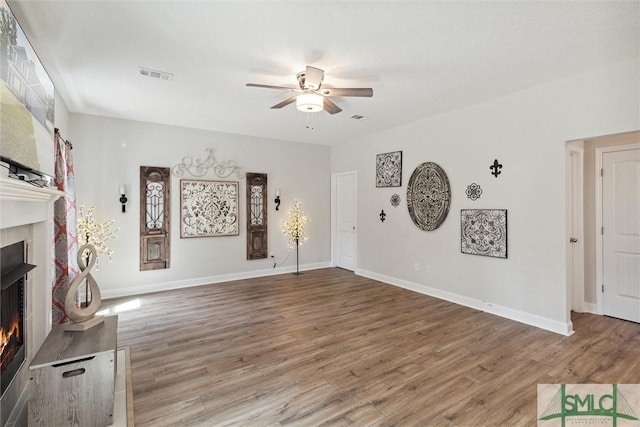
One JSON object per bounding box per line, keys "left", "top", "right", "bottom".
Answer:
{"left": 8, "top": 1, "right": 640, "bottom": 146}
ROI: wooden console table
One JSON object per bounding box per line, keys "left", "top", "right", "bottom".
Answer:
{"left": 29, "top": 315, "right": 118, "bottom": 427}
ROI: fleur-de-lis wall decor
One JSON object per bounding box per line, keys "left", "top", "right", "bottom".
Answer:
{"left": 490, "top": 159, "right": 503, "bottom": 178}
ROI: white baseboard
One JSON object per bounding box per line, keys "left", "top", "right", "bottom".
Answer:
{"left": 101, "top": 264, "right": 574, "bottom": 336}
{"left": 581, "top": 302, "right": 598, "bottom": 314}
{"left": 356, "top": 269, "right": 574, "bottom": 336}
{"left": 100, "top": 262, "right": 332, "bottom": 299}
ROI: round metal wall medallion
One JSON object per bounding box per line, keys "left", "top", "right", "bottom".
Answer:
{"left": 465, "top": 183, "right": 482, "bottom": 201}
{"left": 406, "top": 162, "right": 451, "bottom": 231}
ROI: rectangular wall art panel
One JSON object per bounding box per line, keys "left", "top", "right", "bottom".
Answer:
{"left": 180, "top": 180, "right": 239, "bottom": 238}
{"left": 461, "top": 209, "right": 507, "bottom": 258}
{"left": 376, "top": 151, "right": 402, "bottom": 187}
{"left": 0, "top": 0, "right": 55, "bottom": 176}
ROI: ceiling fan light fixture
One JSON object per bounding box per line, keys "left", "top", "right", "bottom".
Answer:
{"left": 247, "top": 65, "right": 372, "bottom": 114}
{"left": 296, "top": 93, "right": 324, "bottom": 113}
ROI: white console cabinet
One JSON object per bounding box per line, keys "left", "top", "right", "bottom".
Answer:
{"left": 28, "top": 315, "right": 118, "bottom": 427}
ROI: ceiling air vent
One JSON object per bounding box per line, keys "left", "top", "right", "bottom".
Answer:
{"left": 350, "top": 114, "right": 367, "bottom": 120}
{"left": 139, "top": 67, "right": 173, "bottom": 81}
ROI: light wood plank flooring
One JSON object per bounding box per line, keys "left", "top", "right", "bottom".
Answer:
{"left": 102, "top": 268, "right": 640, "bottom": 426}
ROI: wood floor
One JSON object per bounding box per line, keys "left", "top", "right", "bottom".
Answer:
{"left": 102, "top": 268, "right": 640, "bottom": 426}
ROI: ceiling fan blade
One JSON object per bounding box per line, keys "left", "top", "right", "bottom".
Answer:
{"left": 246, "top": 83, "right": 299, "bottom": 91}
{"left": 270, "top": 95, "right": 298, "bottom": 109}
{"left": 304, "top": 66, "right": 325, "bottom": 90}
{"left": 323, "top": 97, "right": 342, "bottom": 114}
{"left": 319, "top": 87, "right": 373, "bottom": 97}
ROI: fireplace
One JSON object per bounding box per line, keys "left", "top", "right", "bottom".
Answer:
{"left": 1, "top": 240, "right": 35, "bottom": 397}
{"left": 0, "top": 176, "right": 62, "bottom": 425}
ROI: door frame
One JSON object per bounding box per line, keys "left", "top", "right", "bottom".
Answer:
{"left": 595, "top": 143, "right": 640, "bottom": 315}
{"left": 566, "top": 141, "right": 585, "bottom": 313}
{"left": 331, "top": 171, "right": 357, "bottom": 269}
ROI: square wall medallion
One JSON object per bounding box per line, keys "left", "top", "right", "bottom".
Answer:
{"left": 461, "top": 209, "right": 507, "bottom": 258}
{"left": 376, "top": 151, "right": 402, "bottom": 187}
{"left": 180, "top": 180, "right": 239, "bottom": 237}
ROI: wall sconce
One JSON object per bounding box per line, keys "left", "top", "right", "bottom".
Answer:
{"left": 119, "top": 184, "right": 128, "bottom": 213}
{"left": 274, "top": 189, "right": 281, "bottom": 211}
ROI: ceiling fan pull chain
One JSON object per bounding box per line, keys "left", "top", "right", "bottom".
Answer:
{"left": 306, "top": 112, "right": 314, "bottom": 130}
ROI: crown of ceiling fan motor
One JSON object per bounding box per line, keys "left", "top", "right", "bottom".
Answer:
{"left": 296, "top": 67, "right": 324, "bottom": 90}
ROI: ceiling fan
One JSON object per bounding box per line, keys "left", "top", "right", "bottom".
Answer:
{"left": 246, "top": 65, "right": 373, "bottom": 114}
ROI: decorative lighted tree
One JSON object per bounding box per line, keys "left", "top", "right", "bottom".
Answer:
{"left": 282, "top": 199, "right": 308, "bottom": 275}
{"left": 76, "top": 206, "right": 118, "bottom": 306}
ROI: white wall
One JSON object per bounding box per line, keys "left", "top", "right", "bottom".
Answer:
{"left": 64, "top": 58, "right": 637, "bottom": 332}
{"left": 54, "top": 94, "right": 70, "bottom": 138}
{"left": 332, "top": 58, "right": 639, "bottom": 334}
{"left": 69, "top": 114, "right": 331, "bottom": 298}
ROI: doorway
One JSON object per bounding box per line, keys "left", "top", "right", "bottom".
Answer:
{"left": 567, "top": 131, "right": 639, "bottom": 325}
{"left": 332, "top": 171, "right": 357, "bottom": 271}
{"left": 566, "top": 143, "right": 584, "bottom": 313}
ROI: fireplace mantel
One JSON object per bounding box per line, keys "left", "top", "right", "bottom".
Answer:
{"left": 0, "top": 177, "right": 63, "bottom": 203}
{"left": 0, "top": 177, "right": 64, "bottom": 230}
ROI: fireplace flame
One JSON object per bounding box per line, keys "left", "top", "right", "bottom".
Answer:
{"left": 0, "top": 315, "right": 21, "bottom": 372}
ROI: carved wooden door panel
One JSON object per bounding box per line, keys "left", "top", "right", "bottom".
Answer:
{"left": 246, "top": 173, "right": 268, "bottom": 260}
{"left": 140, "top": 166, "right": 170, "bottom": 270}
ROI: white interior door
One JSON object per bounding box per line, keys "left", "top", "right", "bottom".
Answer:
{"left": 602, "top": 148, "right": 640, "bottom": 322}
{"left": 335, "top": 172, "right": 356, "bottom": 271}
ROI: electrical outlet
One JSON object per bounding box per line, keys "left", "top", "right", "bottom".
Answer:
{"left": 414, "top": 263, "right": 419, "bottom": 271}
{"left": 425, "top": 264, "right": 431, "bottom": 274}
